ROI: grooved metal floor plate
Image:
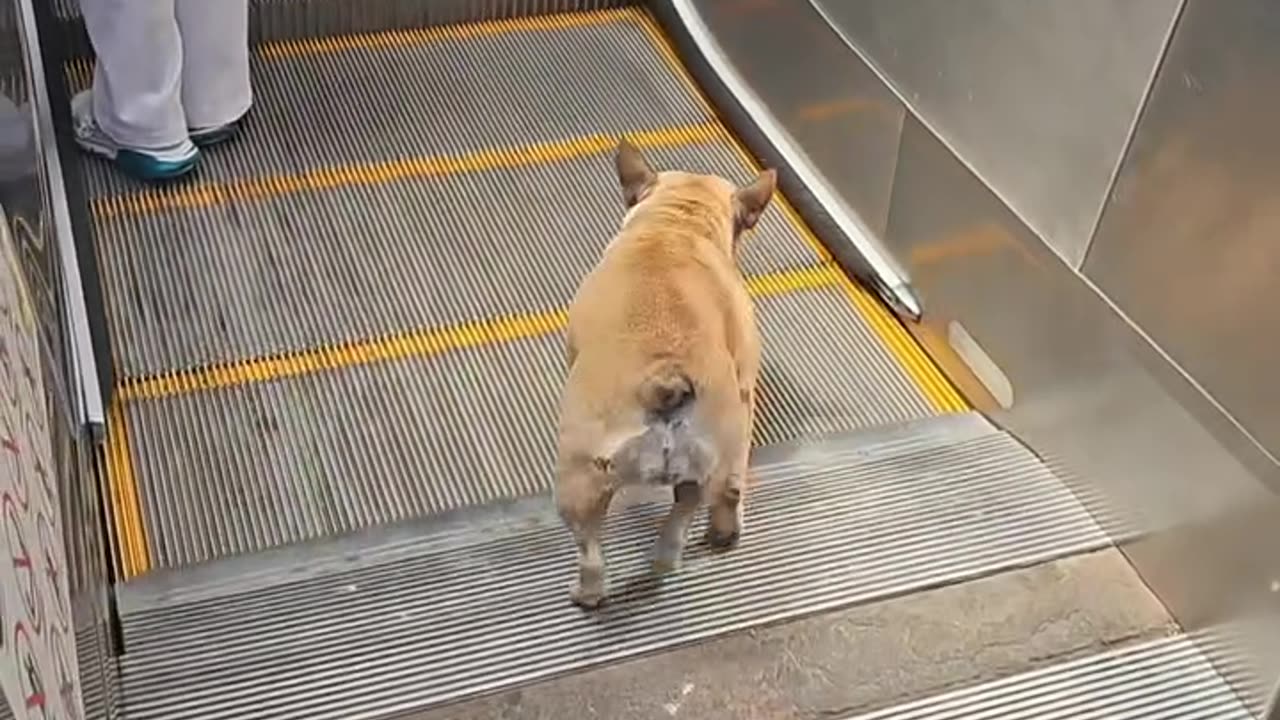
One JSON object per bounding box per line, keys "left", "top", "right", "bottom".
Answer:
{"left": 94, "top": 140, "right": 821, "bottom": 376}
{"left": 846, "top": 634, "right": 1254, "bottom": 720}
{"left": 126, "top": 284, "right": 936, "bottom": 569}
{"left": 114, "top": 413, "right": 1108, "bottom": 720}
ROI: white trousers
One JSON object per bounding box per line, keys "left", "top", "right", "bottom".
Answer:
{"left": 79, "top": 0, "right": 253, "bottom": 150}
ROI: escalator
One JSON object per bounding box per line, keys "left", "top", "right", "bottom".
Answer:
{"left": 58, "top": 2, "right": 1254, "bottom": 718}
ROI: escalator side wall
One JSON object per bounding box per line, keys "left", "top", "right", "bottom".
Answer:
{"left": 1, "top": 1, "right": 119, "bottom": 719}
{"left": 658, "top": 0, "right": 1280, "bottom": 715}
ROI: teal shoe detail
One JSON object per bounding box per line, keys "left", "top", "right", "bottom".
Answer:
{"left": 111, "top": 148, "right": 199, "bottom": 181}
{"left": 71, "top": 90, "right": 199, "bottom": 182}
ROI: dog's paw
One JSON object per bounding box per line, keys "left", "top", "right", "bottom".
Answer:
{"left": 570, "top": 583, "right": 606, "bottom": 609}
{"left": 652, "top": 539, "right": 685, "bottom": 574}
{"left": 706, "top": 526, "right": 740, "bottom": 550}
{"left": 652, "top": 557, "right": 679, "bottom": 575}
{"left": 652, "top": 553, "right": 682, "bottom": 575}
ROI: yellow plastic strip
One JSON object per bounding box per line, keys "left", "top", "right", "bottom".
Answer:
{"left": 93, "top": 121, "right": 725, "bottom": 219}
{"left": 633, "top": 10, "right": 967, "bottom": 414}
{"left": 118, "top": 264, "right": 842, "bottom": 402}
{"left": 105, "top": 398, "right": 150, "bottom": 578}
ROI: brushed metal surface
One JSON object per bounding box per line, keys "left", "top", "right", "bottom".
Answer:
{"left": 846, "top": 634, "right": 1252, "bottom": 719}
{"left": 682, "top": 0, "right": 902, "bottom": 241}
{"left": 675, "top": 0, "right": 1280, "bottom": 708}
{"left": 12, "top": 0, "right": 103, "bottom": 428}
{"left": 655, "top": 0, "right": 920, "bottom": 319}
{"left": 1081, "top": 4, "right": 1280, "bottom": 706}
{"left": 814, "top": 0, "right": 1182, "bottom": 267}
{"left": 887, "top": 109, "right": 1280, "bottom": 717}
{"left": 1084, "top": 0, "right": 1280, "bottom": 466}
{"left": 114, "top": 415, "right": 1108, "bottom": 720}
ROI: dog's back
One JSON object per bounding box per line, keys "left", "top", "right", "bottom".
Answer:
{"left": 559, "top": 170, "right": 755, "bottom": 491}
{"left": 555, "top": 139, "right": 776, "bottom": 607}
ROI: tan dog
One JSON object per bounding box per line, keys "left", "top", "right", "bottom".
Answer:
{"left": 554, "top": 139, "right": 777, "bottom": 608}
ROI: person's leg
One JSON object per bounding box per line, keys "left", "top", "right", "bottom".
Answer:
{"left": 74, "top": 0, "right": 198, "bottom": 180}
{"left": 176, "top": 0, "right": 252, "bottom": 147}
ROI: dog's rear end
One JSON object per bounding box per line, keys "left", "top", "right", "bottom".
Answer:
{"left": 609, "top": 361, "right": 717, "bottom": 488}
{"left": 554, "top": 140, "right": 776, "bottom": 608}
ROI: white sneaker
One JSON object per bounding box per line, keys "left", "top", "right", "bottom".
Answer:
{"left": 71, "top": 91, "right": 199, "bottom": 181}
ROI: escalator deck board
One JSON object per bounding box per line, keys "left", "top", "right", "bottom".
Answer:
{"left": 80, "top": 8, "right": 968, "bottom": 576}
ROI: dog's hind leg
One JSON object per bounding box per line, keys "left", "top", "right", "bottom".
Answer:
{"left": 555, "top": 463, "right": 613, "bottom": 608}
{"left": 708, "top": 420, "right": 751, "bottom": 548}
{"left": 707, "top": 466, "right": 746, "bottom": 549}
{"left": 653, "top": 481, "right": 701, "bottom": 573}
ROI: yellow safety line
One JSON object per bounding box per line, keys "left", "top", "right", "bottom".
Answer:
{"left": 634, "top": 11, "right": 967, "bottom": 414}
{"left": 105, "top": 398, "right": 151, "bottom": 578}
{"left": 119, "top": 264, "right": 842, "bottom": 402}
{"left": 93, "top": 121, "right": 724, "bottom": 219}
{"left": 260, "top": 8, "right": 640, "bottom": 59}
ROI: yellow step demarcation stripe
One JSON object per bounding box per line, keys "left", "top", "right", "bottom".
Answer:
{"left": 119, "top": 263, "right": 845, "bottom": 402}
{"left": 93, "top": 122, "right": 725, "bottom": 219}
{"left": 105, "top": 397, "right": 150, "bottom": 579}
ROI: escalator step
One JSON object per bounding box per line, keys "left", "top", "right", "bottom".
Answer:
{"left": 114, "top": 413, "right": 1106, "bottom": 720}
{"left": 120, "top": 279, "right": 942, "bottom": 569}
{"left": 92, "top": 139, "right": 823, "bottom": 377}
{"left": 82, "top": 7, "right": 965, "bottom": 576}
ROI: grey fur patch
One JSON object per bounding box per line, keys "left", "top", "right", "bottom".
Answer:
{"left": 610, "top": 416, "right": 718, "bottom": 487}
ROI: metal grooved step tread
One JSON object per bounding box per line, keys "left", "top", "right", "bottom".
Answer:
{"left": 115, "top": 413, "right": 1108, "bottom": 720}
{"left": 77, "top": 9, "right": 732, "bottom": 377}
{"left": 847, "top": 634, "right": 1255, "bottom": 720}
{"left": 123, "top": 283, "right": 939, "bottom": 570}
{"left": 86, "top": 7, "right": 966, "bottom": 577}
{"left": 94, "top": 141, "right": 823, "bottom": 376}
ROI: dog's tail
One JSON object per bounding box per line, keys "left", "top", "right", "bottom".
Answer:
{"left": 637, "top": 361, "right": 696, "bottom": 419}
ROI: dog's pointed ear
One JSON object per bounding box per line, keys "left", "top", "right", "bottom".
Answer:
{"left": 615, "top": 138, "right": 657, "bottom": 208}
{"left": 733, "top": 169, "right": 777, "bottom": 233}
